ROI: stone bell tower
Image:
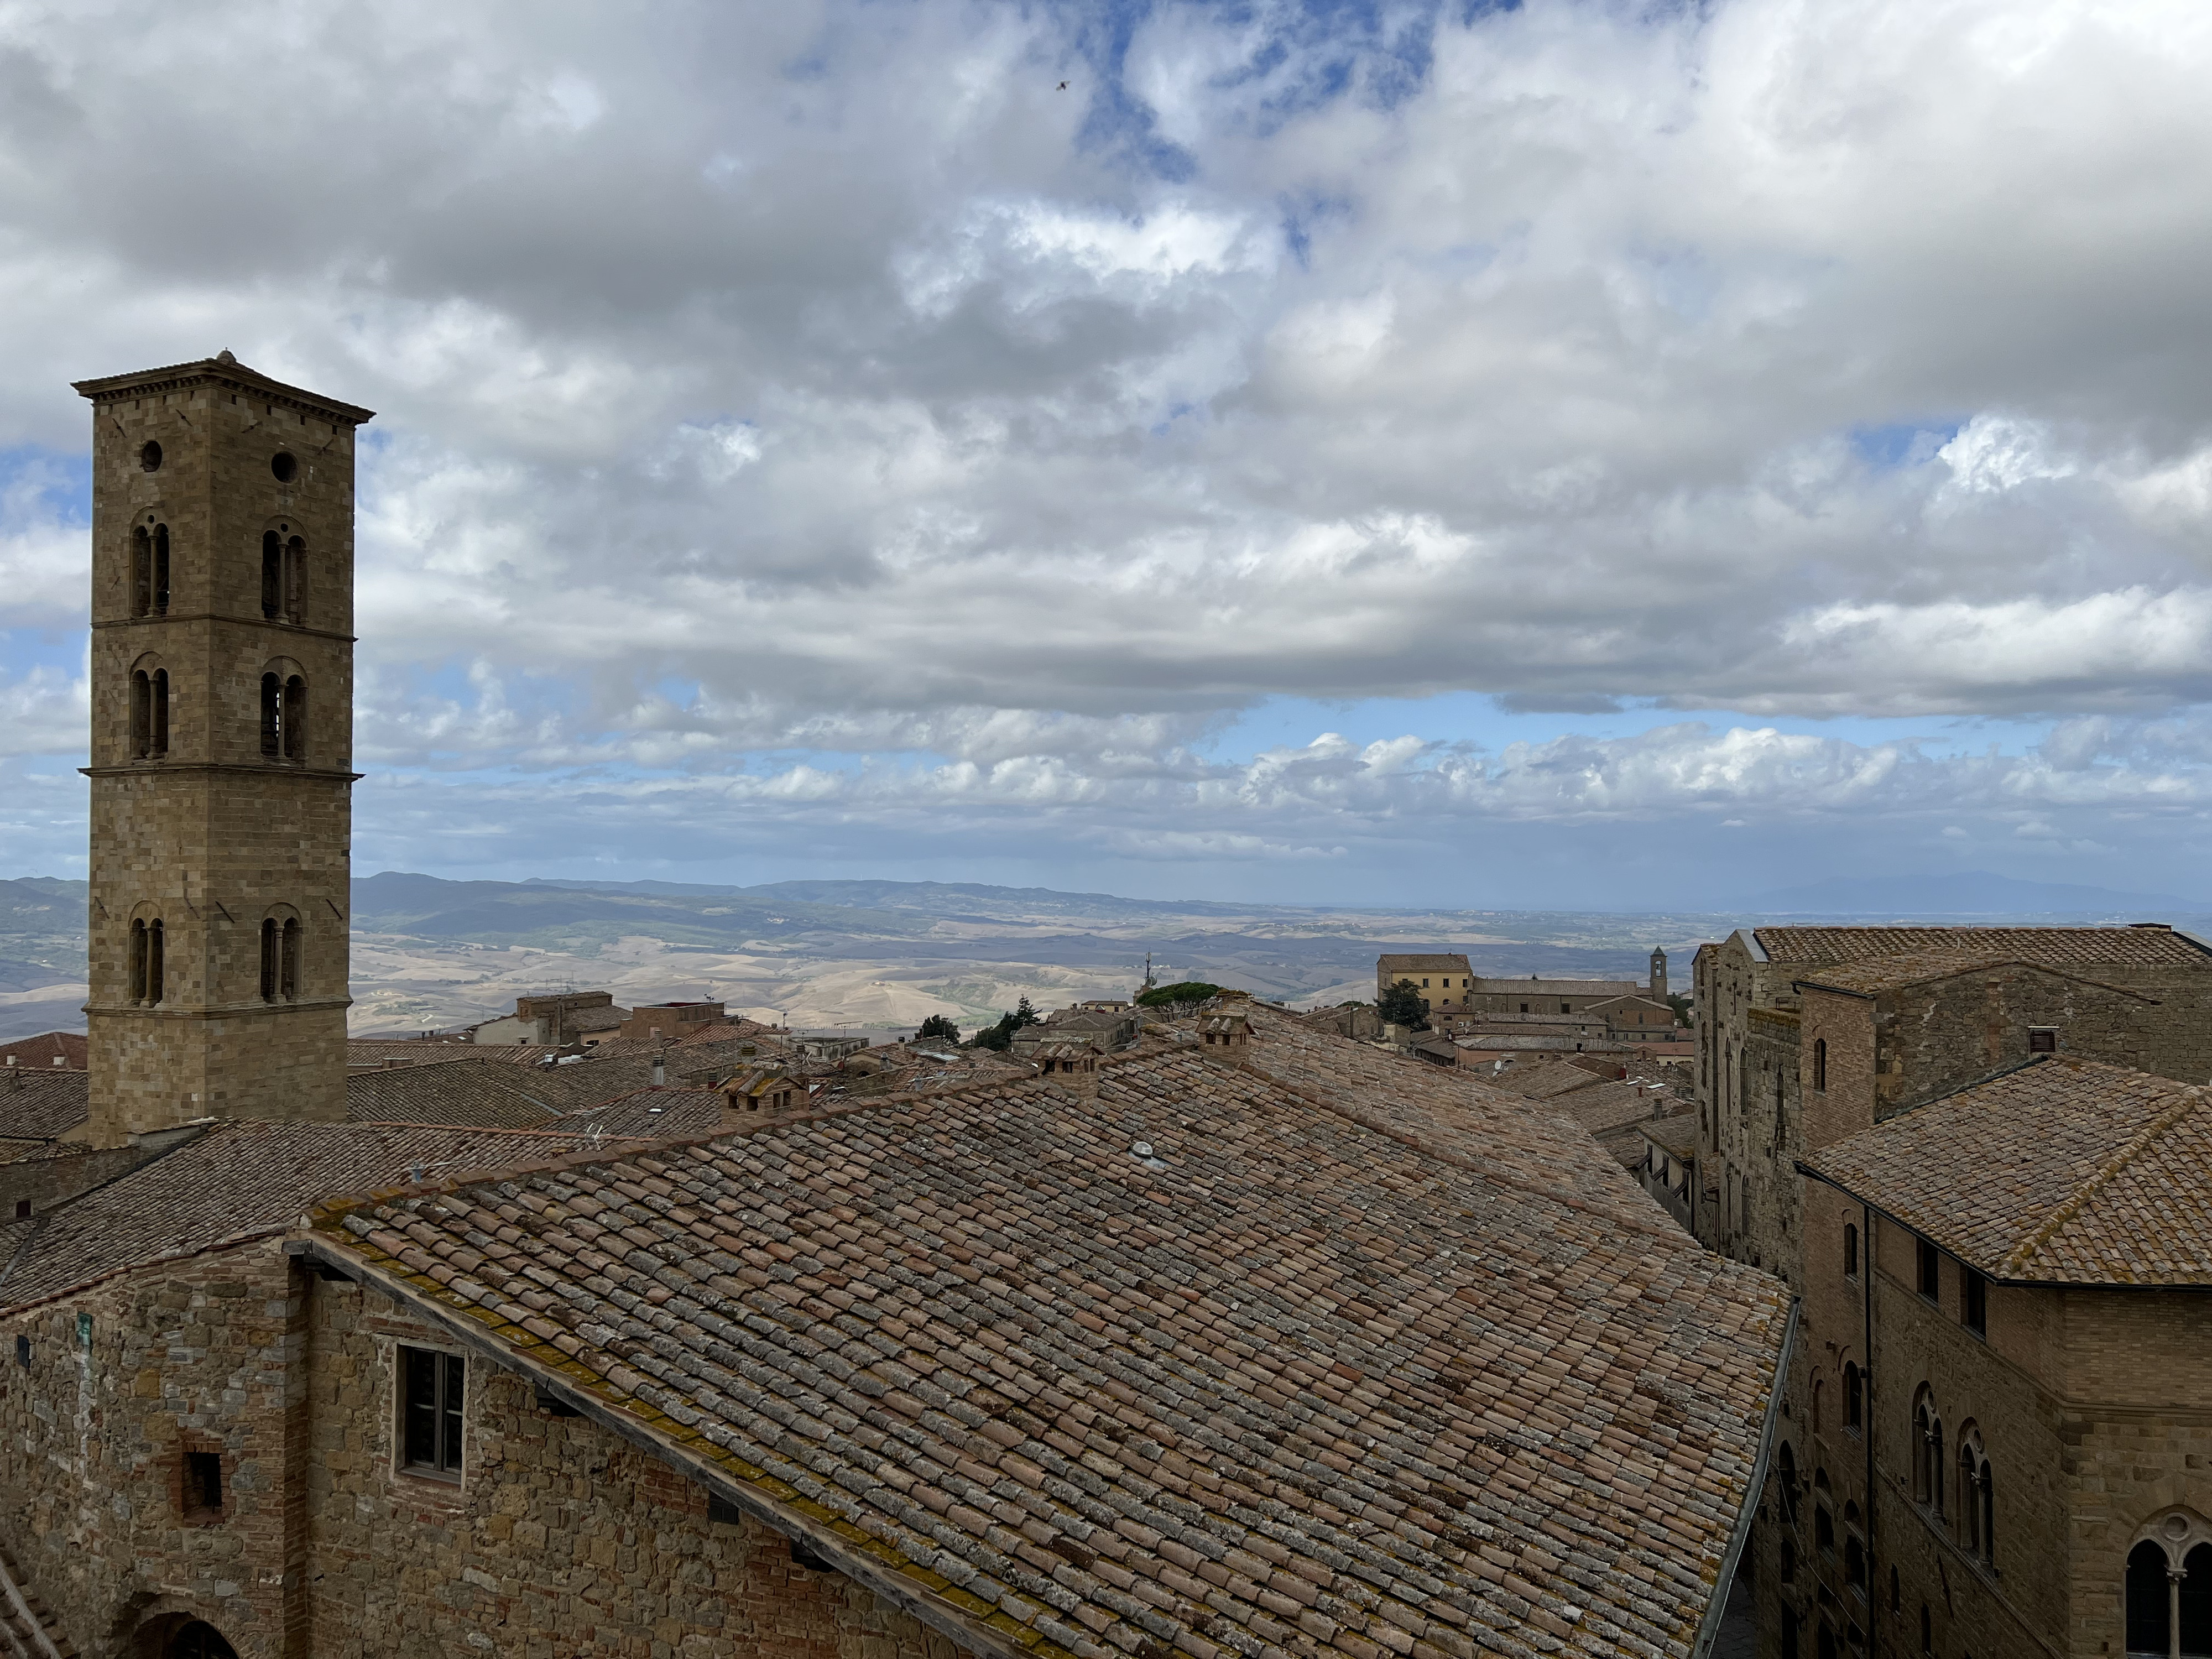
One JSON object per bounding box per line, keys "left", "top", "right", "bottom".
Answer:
{"left": 75, "top": 353, "right": 374, "bottom": 1147}
{"left": 1649, "top": 946, "right": 1669, "bottom": 1005}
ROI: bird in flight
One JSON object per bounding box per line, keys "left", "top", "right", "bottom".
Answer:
{"left": 1057, "top": 80, "right": 1069, "bottom": 90}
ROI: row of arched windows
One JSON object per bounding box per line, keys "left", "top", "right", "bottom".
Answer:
{"left": 123, "top": 913, "right": 304, "bottom": 1005}
{"left": 124, "top": 662, "right": 310, "bottom": 762}
{"left": 124, "top": 525, "right": 314, "bottom": 624}
{"left": 1912, "top": 1386, "right": 1994, "bottom": 1567}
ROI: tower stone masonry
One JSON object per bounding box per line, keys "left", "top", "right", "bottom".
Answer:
{"left": 75, "top": 353, "right": 374, "bottom": 1146}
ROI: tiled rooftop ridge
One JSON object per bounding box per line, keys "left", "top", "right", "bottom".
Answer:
{"left": 306, "top": 1011, "right": 1787, "bottom": 1659}
{"left": 1806, "top": 1056, "right": 2212, "bottom": 1285}
{"left": 1754, "top": 924, "right": 2212, "bottom": 968}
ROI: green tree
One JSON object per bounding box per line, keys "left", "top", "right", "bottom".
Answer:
{"left": 966, "top": 997, "right": 1044, "bottom": 1051}
{"left": 1136, "top": 980, "right": 1223, "bottom": 1009}
{"left": 1376, "top": 979, "right": 1431, "bottom": 1031}
{"left": 915, "top": 1014, "right": 961, "bottom": 1044}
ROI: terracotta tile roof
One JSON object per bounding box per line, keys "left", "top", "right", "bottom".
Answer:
{"left": 1543, "top": 1080, "right": 1668, "bottom": 1139}
{"left": 1640, "top": 1118, "right": 1701, "bottom": 1159}
{"left": 1790, "top": 951, "right": 2157, "bottom": 1000}
{"left": 1468, "top": 978, "right": 1641, "bottom": 997}
{"left": 346, "top": 1058, "right": 565, "bottom": 1130}
{"left": 1501, "top": 1060, "right": 1609, "bottom": 1102}
{"left": 1376, "top": 954, "right": 1471, "bottom": 973}
{"left": 309, "top": 1011, "right": 1786, "bottom": 1659}
{"left": 1806, "top": 1056, "right": 2212, "bottom": 1285}
{"left": 348, "top": 1039, "right": 569, "bottom": 1068}
{"left": 0, "top": 1031, "right": 87, "bottom": 1070}
{"left": 0, "top": 1071, "right": 88, "bottom": 1141}
{"left": 557, "top": 1087, "right": 735, "bottom": 1140}
{"left": 0, "top": 1119, "right": 652, "bottom": 1312}
{"left": 587, "top": 1021, "right": 785, "bottom": 1061}
{"left": 1752, "top": 924, "right": 2212, "bottom": 969}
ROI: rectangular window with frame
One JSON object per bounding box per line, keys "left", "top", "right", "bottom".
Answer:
{"left": 184, "top": 1450, "right": 224, "bottom": 1519}
{"left": 400, "top": 1345, "right": 465, "bottom": 1479}
{"left": 1963, "top": 1267, "right": 1988, "bottom": 1336}
{"left": 1917, "top": 1238, "right": 1940, "bottom": 1302}
{"left": 2028, "top": 1027, "right": 2058, "bottom": 1053}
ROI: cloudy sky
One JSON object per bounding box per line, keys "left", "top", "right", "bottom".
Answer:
{"left": 5, "top": 0, "right": 2212, "bottom": 909}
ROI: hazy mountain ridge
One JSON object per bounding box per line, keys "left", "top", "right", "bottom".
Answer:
{"left": 9, "top": 868, "right": 2212, "bottom": 1042}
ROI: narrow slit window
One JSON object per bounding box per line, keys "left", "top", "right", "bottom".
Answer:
{"left": 152, "top": 670, "right": 169, "bottom": 757}
{"left": 1813, "top": 1037, "right": 1827, "bottom": 1092}
{"left": 400, "top": 1346, "right": 465, "bottom": 1478}
{"left": 261, "top": 531, "right": 281, "bottom": 619}
{"left": 259, "top": 919, "right": 278, "bottom": 1001}
{"left": 1844, "top": 1222, "right": 1859, "bottom": 1279}
{"left": 153, "top": 524, "right": 169, "bottom": 614}
{"left": 283, "top": 675, "right": 306, "bottom": 759}
{"left": 132, "top": 527, "right": 153, "bottom": 617}
{"left": 130, "top": 919, "right": 148, "bottom": 1002}
{"left": 131, "top": 671, "right": 151, "bottom": 758}
{"left": 147, "top": 919, "right": 164, "bottom": 1006}
{"left": 284, "top": 535, "right": 307, "bottom": 623}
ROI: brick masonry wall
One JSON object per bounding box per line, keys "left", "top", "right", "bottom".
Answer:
{"left": 1, "top": 1248, "right": 983, "bottom": 1659}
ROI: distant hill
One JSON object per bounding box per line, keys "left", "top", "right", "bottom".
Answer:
{"left": 1745, "top": 871, "right": 2210, "bottom": 917}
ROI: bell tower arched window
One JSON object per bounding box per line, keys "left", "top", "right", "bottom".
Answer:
{"left": 131, "top": 668, "right": 169, "bottom": 759}
{"left": 1957, "top": 1427, "right": 1992, "bottom": 1566}
{"left": 129, "top": 917, "right": 165, "bottom": 1006}
{"left": 262, "top": 531, "right": 281, "bottom": 619}
{"left": 260, "top": 915, "right": 301, "bottom": 1001}
{"left": 262, "top": 671, "right": 306, "bottom": 759}
{"left": 131, "top": 524, "right": 171, "bottom": 616}
{"left": 263, "top": 529, "right": 306, "bottom": 623}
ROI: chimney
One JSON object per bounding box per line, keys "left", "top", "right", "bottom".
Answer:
{"left": 651, "top": 1056, "right": 666, "bottom": 1087}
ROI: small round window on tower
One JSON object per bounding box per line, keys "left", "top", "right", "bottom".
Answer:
{"left": 139, "top": 441, "right": 162, "bottom": 472}
{"left": 271, "top": 451, "right": 298, "bottom": 483}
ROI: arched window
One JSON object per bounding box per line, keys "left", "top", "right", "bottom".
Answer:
{"left": 262, "top": 531, "right": 282, "bottom": 619}
{"left": 132, "top": 670, "right": 152, "bottom": 758}
{"left": 260, "top": 919, "right": 278, "bottom": 1001}
{"left": 154, "top": 524, "right": 169, "bottom": 613}
{"left": 1845, "top": 1363, "right": 1863, "bottom": 1432}
{"left": 1958, "top": 1427, "right": 1992, "bottom": 1566}
{"left": 285, "top": 535, "right": 306, "bottom": 622}
{"left": 1844, "top": 1222, "right": 1859, "bottom": 1279}
{"left": 283, "top": 675, "right": 306, "bottom": 759}
{"left": 2129, "top": 1541, "right": 2173, "bottom": 1657}
{"left": 152, "top": 669, "right": 169, "bottom": 756}
{"left": 2183, "top": 1543, "right": 2212, "bottom": 1655}
{"left": 1813, "top": 1037, "right": 1827, "bottom": 1092}
{"left": 261, "top": 672, "right": 281, "bottom": 755}
{"left": 1813, "top": 1378, "right": 1824, "bottom": 1434}
{"left": 1845, "top": 1532, "right": 1866, "bottom": 1595}
{"left": 132, "top": 526, "right": 153, "bottom": 616}
{"left": 281, "top": 916, "right": 300, "bottom": 999}
{"left": 130, "top": 917, "right": 165, "bottom": 1006}
{"left": 1912, "top": 1390, "right": 1936, "bottom": 1504}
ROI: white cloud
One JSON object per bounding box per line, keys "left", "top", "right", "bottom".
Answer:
{"left": 5, "top": 0, "right": 2212, "bottom": 895}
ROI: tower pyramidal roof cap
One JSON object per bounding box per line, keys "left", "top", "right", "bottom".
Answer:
{"left": 72, "top": 351, "right": 374, "bottom": 425}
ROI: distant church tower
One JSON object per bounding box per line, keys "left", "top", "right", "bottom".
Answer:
{"left": 1648, "top": 946, "right": 1668, "bottom": 1004}
{"left": 75, "top": 354, "right": 373, "bottom": 1147}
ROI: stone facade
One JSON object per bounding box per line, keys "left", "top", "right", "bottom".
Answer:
{"left": 0, "top": 1240, "right": 977, "bottom": 1659}
{"left": 1694, "top": 929, "right": 2212, "bottom": 1292}
{"left": 1751, "top": 1191, "right": 2212, "bottom": 1658}
{"left": 76, "top": 357, "right": 373, "bottom": 1146}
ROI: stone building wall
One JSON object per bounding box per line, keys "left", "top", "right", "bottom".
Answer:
{"left": 0, "top": 1246, "right": 982, "bottom": 1659}
{"left": 1761, "top": 1191, "right": 2212, "bottom": 1659}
